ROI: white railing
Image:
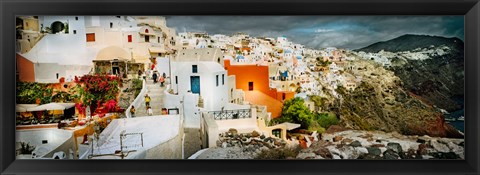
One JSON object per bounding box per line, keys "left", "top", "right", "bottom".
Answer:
{"left": 125, "top": 79, "right": 147, "bottom": 118}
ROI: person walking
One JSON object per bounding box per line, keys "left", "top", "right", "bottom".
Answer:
{"left": 147, "top": 106, "right": 153, "bottom": 116}
{"left": 144, "top": 94, "right": 151, "bottom": 110}
{"left": 130, "top": 106, "right": 136, "bottom": 118}
{"left": 159, "top": 75, "right": 165, "bottom": 87}
{"left": 152, "top": 71, "right": 158, "bottom": 83}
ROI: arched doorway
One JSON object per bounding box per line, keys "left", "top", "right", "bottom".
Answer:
{"left": 50, "top": 21, "right": 65, "bottom": 34}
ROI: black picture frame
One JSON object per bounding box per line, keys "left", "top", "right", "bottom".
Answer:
{"left": 1, "top": 0, "right": 479, "bottom": 175}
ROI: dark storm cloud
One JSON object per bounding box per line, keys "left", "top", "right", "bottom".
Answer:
{"left": 165, "top": 16, "right": 464, "bottom": 50}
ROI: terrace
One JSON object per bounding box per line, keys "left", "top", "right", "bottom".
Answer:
{"left": 208, "top": 109, "right": 251, "bottom": 120}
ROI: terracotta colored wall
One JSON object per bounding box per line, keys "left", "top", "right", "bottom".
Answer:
{"left": 276, "top": 91, "right": 295, "bottom": 102}
{"left": 224, "top": 60, "right": 277, "bottom": 98}
{"left": 244, "top": 91, "right": 283, "bottom": 118}
{"left": 225, "top": 60, "right": 296, "bottom": 118}
{"left": 16, "top": 53, "right": 35, "bottom": 82}
{"left": 285, "top": 92, "right": 295, "bottom": 101}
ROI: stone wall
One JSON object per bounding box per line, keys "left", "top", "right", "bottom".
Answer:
{"left": 125, "top": 79, "right": 146, "bottom": 118}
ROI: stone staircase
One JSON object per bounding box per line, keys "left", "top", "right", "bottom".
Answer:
{"left": 135, "top": 79, "right": 166, "bottom": 117}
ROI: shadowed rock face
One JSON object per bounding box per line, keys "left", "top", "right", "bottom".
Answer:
{"left": 335, "top": 82, "right": 462, "bottom": 138}
{"left": 358, "top": 34, "right": 464, "bottom": 112}
{"left": 330, "top": 59, "right": 462, "bottom": 138}
{"left": 331, "top": 34, "right": 464, "bottom": 138}
{"left": 355, "top": 34, "right": 463, "bottom": 53}
{"left": 388, "top": 50, "right": 464, "bottom": 112}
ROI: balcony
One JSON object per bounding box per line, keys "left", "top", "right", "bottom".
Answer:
{"left": 208, "top": 109, "right": 251, "bottom": 120}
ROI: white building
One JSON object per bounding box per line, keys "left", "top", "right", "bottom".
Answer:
{"left": 17, "top": 16, "right": 179, "bottom": 83}
{"left": 171, "top": 61, "right": 228, "bottom": 111}
{"left": 166, "top": 48, "right": 250, "bottom": 128}
{"left": 19, "top": 16, "right": 95, "bottom": 83}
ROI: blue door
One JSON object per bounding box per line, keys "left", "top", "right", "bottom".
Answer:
{"left": 190, "top": 76, "right": 200, "bottom": 94}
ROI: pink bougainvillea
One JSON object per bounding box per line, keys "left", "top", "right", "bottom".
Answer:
{"left": 106, "top": 100, "right": 117, "bottom": 112}
{"left": 75, "top": 74, "right": 123, "bottom": 116}
{"left": 75, "top": 102, "right": 86, "bottom": 115}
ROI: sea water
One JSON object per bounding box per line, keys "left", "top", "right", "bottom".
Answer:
{"left": 445, "top": 109, "right": 464, "bottom": 133}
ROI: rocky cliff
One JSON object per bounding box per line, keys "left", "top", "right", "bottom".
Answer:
{"left": 328, "top": 60, "right": 462, "bottom": 138}
{"left": 388, "top": 49, "right": 464, "bottom": 112}
{"left": 357, "top": 34, "right": 464, "bottom": 112}
{"left": 355, "top": 34, "right": 463, "bottom": 53}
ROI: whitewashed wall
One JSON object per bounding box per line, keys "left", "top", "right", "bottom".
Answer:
{"left": 171, "top": 62, "right": 228, "bottom": 112}
{"left": 16, "top": 129, "right": 75, "bottom": 159}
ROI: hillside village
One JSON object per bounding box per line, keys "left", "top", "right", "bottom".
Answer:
{"left": 15, "top": 16, "right": 464, "bottom": 160}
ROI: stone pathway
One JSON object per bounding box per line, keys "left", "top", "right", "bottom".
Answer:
{"left": 183, "top": 128, "right": 202, "bottom": 159}
{"left": 135, "top": 79, "right": 166, "bottom": 117}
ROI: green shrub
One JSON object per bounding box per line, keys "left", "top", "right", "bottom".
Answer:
{"left": 308, "top": 121, "right": 326, "bottom": 134}
{"left": 19, "top": 142, "right": 36, "bottom": 154}
{"left": 132, "top": 78, "right": 143, "bottom": 97}
{"left": 273, "top": 97, "right": 315, "bottom": 129}
{"left": 16, "top": 82, "right": 53, "bottom": 104}
{"left": 316, "top": 112, "right": 339, "bottom": 129}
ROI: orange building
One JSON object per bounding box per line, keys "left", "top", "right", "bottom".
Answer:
{"left": 224, "top": 60, "right": 294, "bottom": 118}
{"left": 16, "top": 53, "right": 35, "bottom": 82}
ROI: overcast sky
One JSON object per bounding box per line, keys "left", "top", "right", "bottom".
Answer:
{"left": 165, "top": 16, "right": 464, "bottom": 50}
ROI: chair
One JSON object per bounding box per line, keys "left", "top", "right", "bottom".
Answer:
{"left": 52, "top": 151, "right": 66, "bottom": 159}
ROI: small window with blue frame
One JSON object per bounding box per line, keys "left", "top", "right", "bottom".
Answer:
{"left": 192, "top": 65, "right": 198, "bottom": 73}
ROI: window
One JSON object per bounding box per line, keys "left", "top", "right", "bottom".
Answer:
{"left": 75, "top": 16, "right": 78, "bottom": 20}
{"left": 145, "top": 29, "right": 149, "bottom": 33}
{"left": 216, "top": 75, "right": 219, "bottom": 87}
{"left": 86, "top": 33, "right": 95, "bottom": 42}
{"left": 73, "top": 30, "right": 76, "bottom": 34}
{"left": 158, "top": 37, "right": 160, "bottom": 43}
{"left": 222, "top": 74, "right": 224, "bottom": 85}
{"left": 175, "top": 76, "right": 178, "bottom": 84}
{"left": 56, "top": 73, "right": 59, "bottom": 79}
{"left": 282, "top": 93, "right": 286, "bottom": 100}
{"left": 145, "top": 35, "right": 150, "bottom": 42}
{"left": 272, "top": 129, "right": 281, "bottom": 138}
{"left": 127, "top": 35, "right": 132, "bottom": 42}
{"left": 248, "top": 82, "right": 253, "bottom": 91}
{"left": 192, "top": 65, "right": 198, "bottom": 73}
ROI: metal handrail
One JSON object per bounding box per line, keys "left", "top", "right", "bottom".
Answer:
{"left": 208, "top": 109, "right": 251, "bottom": 120}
